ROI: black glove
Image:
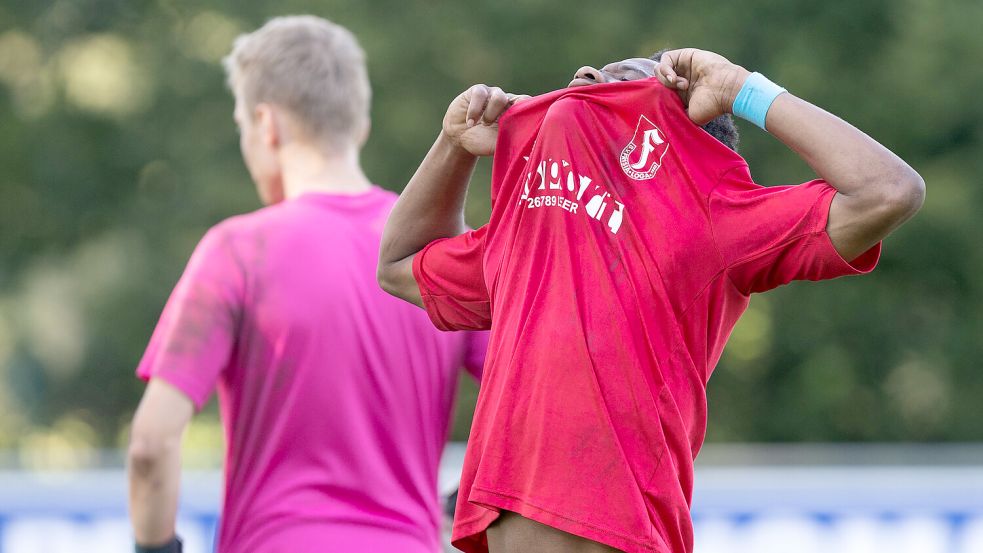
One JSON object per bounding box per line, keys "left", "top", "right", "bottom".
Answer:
{"left": 135, "top": 536, "right": 182, "bottom": 553}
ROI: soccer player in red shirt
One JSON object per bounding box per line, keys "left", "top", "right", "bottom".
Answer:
{"left": 378, "top": 48, "right": 924, "bottom": 553}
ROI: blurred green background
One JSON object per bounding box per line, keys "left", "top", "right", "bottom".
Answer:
{"left": 0, "top": 0, "right": 980, "bottom": 469}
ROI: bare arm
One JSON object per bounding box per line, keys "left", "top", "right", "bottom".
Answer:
{"left": 378, "top": 85, "right": 526, "bottom": 305}
{"left": 128, "top": 379, "right": 194, "bottom": 547}
{"left": 765, "top": 94, "right": 924, "bottom": 260}
{"left": 377, "top": 133, "right": 478, "bottom": 306}
{"left": 656, "top": 49, "right": 924, "bottom": 261}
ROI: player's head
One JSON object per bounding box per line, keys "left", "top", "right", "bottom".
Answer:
{"left": 567, "top": 50, "right": 739, "bottom": 152}
{"left": 223, "top": 16, "right": 371, "bottom": 204}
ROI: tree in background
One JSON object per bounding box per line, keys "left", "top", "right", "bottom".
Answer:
{"left": 0, "top": 0, "right": 980, "bottom": 464}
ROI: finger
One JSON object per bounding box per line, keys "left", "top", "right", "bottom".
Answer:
{"left": 482, "top": 87, "right": 510, "bottom": 124}
{"left": 465, "top": 85, "right": 490, "bottom": 128}
{"left": 507, "top": 93, "right": 532, "bottom": 105}
{"left": 654, "top": 63, "right": 673, "bottom": 87}
{"left": 659, "top": 52, "right": 678, "bottom": 84}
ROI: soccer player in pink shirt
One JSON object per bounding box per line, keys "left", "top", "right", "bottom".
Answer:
{"left": 378, "top": 48, "right": 925, "bottom": 553}
{"left": 127, "top": 16, "right": 487, "bottom": 553}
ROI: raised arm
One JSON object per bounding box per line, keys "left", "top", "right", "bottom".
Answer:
{"left": 655, "top": 49, "right": 924, "bottom": 261}
{"left": 377, "top": 85, "right": 525, "bottom": 305}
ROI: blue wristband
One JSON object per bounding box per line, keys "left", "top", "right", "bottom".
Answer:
{"left": 731, "top": 72, "right": 786, "bottom": 130}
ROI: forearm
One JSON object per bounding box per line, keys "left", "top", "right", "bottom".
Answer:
{"left": 762, "top": 91, "right": 923, "bottom": 258}
{"left": 764, "top": 93, "right": 919, "bottom": 199}
{"left": 661, "top": 51, "right": 918, "bottom": 197}
{"left": 378, "top": 83, "right": 516, "bottom": 304}
{"left": 657, "top": 50, "right": 924, "bottom": 260}
{"left": 378, "top": 131, "right": 479, "bottom": 304}
{"left": 380, "top": 132, "right": 477, "bottom": 264}
{"left": 128, "top": 435, "right": 183, "bottom": 545}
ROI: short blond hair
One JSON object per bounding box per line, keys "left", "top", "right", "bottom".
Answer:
{"left": 223, "top": 15, "right": 370, "bottom": 149}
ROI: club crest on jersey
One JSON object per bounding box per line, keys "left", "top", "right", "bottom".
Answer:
{"left": 619, "top": 115, "right": 669, "bottom": 180}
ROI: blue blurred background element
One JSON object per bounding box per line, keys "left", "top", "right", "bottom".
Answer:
{"left": 0, "top": 0, "right": 981, "bottom": 551}
{"left": 2, "top": 444, "right": 982, "bottom": 552}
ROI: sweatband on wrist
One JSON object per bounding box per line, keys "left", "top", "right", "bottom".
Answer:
{"left": 135, "top": 536, "right": 182, "bottom": 553}
{"left": 731, "top": 72, "right": 787, "bottom": 131}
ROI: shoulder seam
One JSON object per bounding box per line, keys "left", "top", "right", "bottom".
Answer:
{"left": 706, "top": 163, "right": 751, "bottom": 295}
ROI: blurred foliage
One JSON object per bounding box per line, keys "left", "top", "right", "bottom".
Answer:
{"left": 0, "top": 0, "right": 980, "bottom": 464}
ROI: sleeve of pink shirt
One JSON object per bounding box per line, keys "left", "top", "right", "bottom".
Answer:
{"left": 411, "top": 226, "right": 492, "bottom": 331}
{"left": 135, "top": 225, "right": 244, "bottom": 410}
{"left": 709, "top": 164, "right": 881, "bottom": 295}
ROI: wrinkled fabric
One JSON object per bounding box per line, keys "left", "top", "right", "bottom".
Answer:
{"left": 413, "top": 79, "right": 878, "bottom": 553}
{"left": 138, "top": 187, "right": 488, "bottom": 552}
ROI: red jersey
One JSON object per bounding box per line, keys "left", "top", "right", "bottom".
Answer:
{"left": 412, "top": 79, "right": 879, "bottom": 553}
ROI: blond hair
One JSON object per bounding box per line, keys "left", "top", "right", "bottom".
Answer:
{"left": 223, "top": 15, "right": 370, "bottom": 149}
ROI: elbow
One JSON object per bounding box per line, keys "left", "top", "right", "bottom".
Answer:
{"left": 127, "top": 430, "right": 174, "bottom": 478}
{"left": 375, "top": 259, "right": 393, "bottom": 294}
{"left": 888, "top": 166, "right": 926, "bottom": 221}
{"left": 873, "top": 164, "right": 925, "bottom": 224}
{"left": 377, "top": 256, "right": 422, "bottom": 307}
{"left": 376, "top": 240, "right": 397, "bottom": 296}
{"left": 127, "top": 437, "right": 162, "bottom": 477}
{"left": 376, "top": 260, "right": 400, "bottom": 298}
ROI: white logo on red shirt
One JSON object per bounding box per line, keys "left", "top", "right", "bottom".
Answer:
{"left": 519, "top": 155, "right": 625, "bottom": 235}
{"left": 620, "top": 115, "right": 669, "bottom": 180}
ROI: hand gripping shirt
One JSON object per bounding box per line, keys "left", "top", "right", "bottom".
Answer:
{"left": 413, "top": 79, "right": 880, "bottom": 553}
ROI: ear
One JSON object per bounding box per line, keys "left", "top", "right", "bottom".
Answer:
{"left": 254, "top": 103, "right": 280, "bottom": 149}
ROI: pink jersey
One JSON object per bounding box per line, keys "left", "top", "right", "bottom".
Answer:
{"left": 413, "top": 80, "right": 879, "bottom": 552}
{"left": 137, "top": 186, "right": 487, "bottom": 552}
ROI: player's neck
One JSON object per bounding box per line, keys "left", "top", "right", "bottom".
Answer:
{"left": 280, "top": 142, "right": 372, "bottom": 199}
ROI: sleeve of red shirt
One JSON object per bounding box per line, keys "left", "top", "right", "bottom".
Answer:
{"left": 709, "top": 164, "right": 881, "bottom": 295}
{"left": 411, "top": 226, "right": 492, "bottom": 331}
{"left": 135, "top": 225, "right": 244, "bottom": 410}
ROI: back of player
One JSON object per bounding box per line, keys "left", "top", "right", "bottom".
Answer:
{"left": 127, "top": 16, "right": 485, "bottom": 553}
{"left": 139, "top": 189, "right": 481, "bottom": 551}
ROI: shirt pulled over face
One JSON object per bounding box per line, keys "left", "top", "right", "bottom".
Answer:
{"left": 413, "top": 79, "right": 879, "bottom": 553}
